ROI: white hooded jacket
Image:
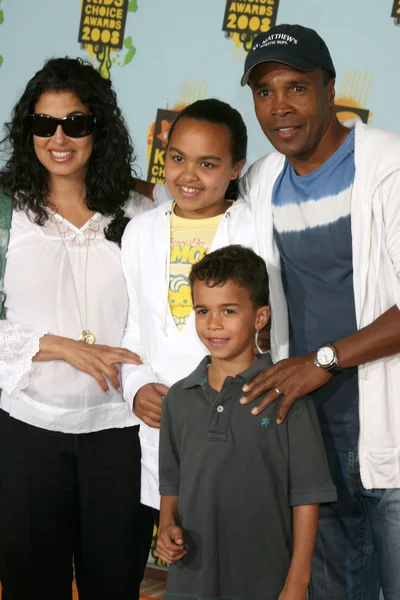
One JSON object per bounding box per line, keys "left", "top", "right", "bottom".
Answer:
{"left": 121, "top": 199, "right": 257, "bottom": 508}
{"left": 239, "top": 121, "right": 400, "bottom": 490}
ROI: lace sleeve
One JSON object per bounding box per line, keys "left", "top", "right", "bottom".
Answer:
{"left": 0, "top": 320, "right": 45, "bottom": 396}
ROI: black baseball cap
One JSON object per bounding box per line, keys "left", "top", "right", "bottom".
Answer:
{"left": 241, "top": 24, "right": 336, "bottom": 86}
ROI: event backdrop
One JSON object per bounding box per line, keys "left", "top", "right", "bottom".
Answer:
{"left": 0, "top": 0, "right": 399, "bottom": 182}
{"left": 0, "top": 0, "right": 399, "bottom": 568}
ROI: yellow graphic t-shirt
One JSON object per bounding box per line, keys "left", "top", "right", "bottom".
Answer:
{"left": 169, "top": 210, "right": 224, "bottom": 331}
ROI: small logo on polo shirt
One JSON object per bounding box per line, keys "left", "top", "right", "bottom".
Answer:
{"left": 261, "top": 417, "right": 270, "bottom": 428}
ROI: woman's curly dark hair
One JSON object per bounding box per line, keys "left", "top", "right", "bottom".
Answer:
{"left": 0, "top": 57, "right": 135, "bottom": 244}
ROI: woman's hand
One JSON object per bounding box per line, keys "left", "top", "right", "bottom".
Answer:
{"left": 34, "top": 334, "right": 142, "bottom": 392}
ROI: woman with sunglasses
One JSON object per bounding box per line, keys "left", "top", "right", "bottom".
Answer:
{"left": 0, "top": 57, "right": 155, "bottom": 600}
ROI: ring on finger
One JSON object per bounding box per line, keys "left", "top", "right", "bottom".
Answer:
{"left": 275, "top": 387, "right": 282, "bottom": 395}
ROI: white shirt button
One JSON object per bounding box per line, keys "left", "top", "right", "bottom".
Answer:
{"left": 217, "top": 405, "right": 224, "bottom": 413}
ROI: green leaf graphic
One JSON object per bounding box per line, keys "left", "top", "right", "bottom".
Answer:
{"left": 123, "top": 36, "right": 136, "bottom": 66}
{"left": 128, "top": 0, "right": 138, "bottom": 12}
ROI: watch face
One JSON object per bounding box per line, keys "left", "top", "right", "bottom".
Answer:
{"left": 317, "top": 346, "right": 335, "bottom": 366}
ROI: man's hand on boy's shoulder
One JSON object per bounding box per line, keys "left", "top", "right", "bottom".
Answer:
{"left": 133, "top": 383, "right": 169, "bottom": 428}
{"left": 240, "top": 352, "right": 331, "bottom": 423}
{"left": 156, "top": 523, "right": 186, "bottom": 565}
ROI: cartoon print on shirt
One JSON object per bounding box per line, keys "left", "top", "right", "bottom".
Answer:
{"left": 169, "top": 275, "right": 192, "bottom": 328}
{"left": 169, "top": 231, "right": 215, "bottom": 331}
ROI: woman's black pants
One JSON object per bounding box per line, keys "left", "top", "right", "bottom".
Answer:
{"left": 0, "top": 410, "right": 153, "bottom": 600}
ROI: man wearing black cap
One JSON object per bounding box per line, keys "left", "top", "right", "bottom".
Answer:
{"left": 239, "top": 23, "right": 400, "bottom": 600}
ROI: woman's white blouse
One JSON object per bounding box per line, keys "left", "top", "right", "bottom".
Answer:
{"left": 0, "top": 192, "right": 156, "bottom": 434}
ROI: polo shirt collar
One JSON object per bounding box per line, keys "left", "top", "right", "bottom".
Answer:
{"left": 182, "top": 353, "right": 273, "bottom": 389}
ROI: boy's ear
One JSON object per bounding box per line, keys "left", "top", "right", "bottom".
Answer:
{"left": 231, "top": 158, "right": 246, "bottom": 181}
{"left": 255, "top": 306, "right": 270, "bottom": 331}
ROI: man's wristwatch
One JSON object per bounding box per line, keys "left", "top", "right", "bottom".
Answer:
{"left": 314, "top": 343, "right": 343, "bottom": 375}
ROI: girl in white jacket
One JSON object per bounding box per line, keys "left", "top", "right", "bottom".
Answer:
{"left": 121, "top": 99, "right": 258, "bottom": 513}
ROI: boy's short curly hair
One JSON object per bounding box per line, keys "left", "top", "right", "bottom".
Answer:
{"left": 189, "top": 245, "right": 269, "bottom": 307}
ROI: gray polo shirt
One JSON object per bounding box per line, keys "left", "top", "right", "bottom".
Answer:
{"left": 159, "top": 354, "right": 337, "bottom": 600}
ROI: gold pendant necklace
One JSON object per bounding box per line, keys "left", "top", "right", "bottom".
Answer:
{"left": 79, "top": 330, "right": 96, "bottom": 344}
{"left": 53, "top": 212, "right": 96, "bottom": 344}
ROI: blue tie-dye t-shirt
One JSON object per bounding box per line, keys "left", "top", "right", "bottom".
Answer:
{"left": 272, "top": 129, "right": 358, "bottom": 450}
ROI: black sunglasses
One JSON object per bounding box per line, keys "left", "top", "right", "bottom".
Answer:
{"left": 28, "top": 114, "right": 97, "bottom": 138}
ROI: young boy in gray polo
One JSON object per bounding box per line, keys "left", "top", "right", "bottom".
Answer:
{"left": 157, "top": 245, "right": 336, "bottom": 600}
